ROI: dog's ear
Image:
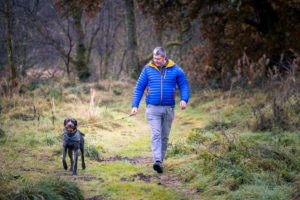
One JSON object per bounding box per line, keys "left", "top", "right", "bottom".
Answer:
{"left": 73, "top": 119, "right": 78, "bottom": 127}
{"left": 64, "top": 118, "right": 68, "bottom": 126}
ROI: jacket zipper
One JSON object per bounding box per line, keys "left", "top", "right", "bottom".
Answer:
{"left": 160, "top": 70, "right": 163, "bottom": 105}
{"left": 160, "top": 68, "right": 168, "bottom": 104}
{"left": 164, "top": 69, "right": 167, "bottom": 79}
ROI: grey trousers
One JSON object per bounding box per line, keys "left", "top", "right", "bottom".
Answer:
{"left": 145, "top": 104, "right": 175, "bottom": 163}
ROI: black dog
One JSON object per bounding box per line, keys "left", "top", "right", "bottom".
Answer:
{"left": 62, "top": 118, "right": 86, "bottom": 175}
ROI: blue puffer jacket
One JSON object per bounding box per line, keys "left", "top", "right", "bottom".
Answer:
{"left": 132, "top": 59, "right": 189, "bottom": 108}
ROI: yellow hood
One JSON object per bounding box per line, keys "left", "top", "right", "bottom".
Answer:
{"left": 149, "top": 59, "right": 175, "bottom": 71}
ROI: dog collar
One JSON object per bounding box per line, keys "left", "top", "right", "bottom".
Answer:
{"left": 68, "top": 129, "right": 77, "bottom": 134}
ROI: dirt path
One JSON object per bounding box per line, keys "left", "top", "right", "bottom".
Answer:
{"left": 54, "top": 109, "right": 201, "bottom": 199}
{"left": 56, "top": 155, "right": 199, "bottom": 200}
{"left": 133, "top": 156, "right": 200, "bottom": 199}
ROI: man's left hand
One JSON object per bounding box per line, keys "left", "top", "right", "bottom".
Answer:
{"left": 180, "top": 100, "right": 187, "bottom": 110}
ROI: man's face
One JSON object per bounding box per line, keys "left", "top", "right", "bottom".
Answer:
{"left": 153, "top": 55, "right": 166, "bottom": 67}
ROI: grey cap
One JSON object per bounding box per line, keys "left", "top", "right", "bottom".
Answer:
{"left": 153, "top": 47, "right": 166, "bottom": 57}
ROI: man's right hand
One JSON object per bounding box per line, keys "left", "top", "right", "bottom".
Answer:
{"left": 131, "top": 107, "right": 138, "bottom": 115}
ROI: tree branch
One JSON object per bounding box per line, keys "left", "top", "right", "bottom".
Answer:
{"left": 86, "top": 26, "right": 100, "bottom": 64}
{"left": 24, "top": 10, "right": 76, "bottom": 65}
{"left": 166, "top": 40, "right": 185, "bottom": 48}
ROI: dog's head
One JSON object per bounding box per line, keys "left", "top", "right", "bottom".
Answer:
{"left": 64, "top": 118, "right": 78, "bottom": 133}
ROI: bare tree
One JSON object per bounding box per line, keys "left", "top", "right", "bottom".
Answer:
{"left": 93, "top": 0, "right": 125, "bottom": 80}
{"left": 125, "top": 0, "right": 139, "bottom": 78}
{"left": 0, "top": 0, "right": 201, "bottom": 83}
{"left": 61, "top": 19, "right": 74, "bottom": 78}
{"left": 4, "top": 0, "right": 17, "bottom": 87}
{"left": 54, "top": 0, "right": 102, "bottom": 81}
{"left": 16, "top": 0, "right": 102, "bottom": 81}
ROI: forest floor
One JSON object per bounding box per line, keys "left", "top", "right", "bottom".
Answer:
{"left": 0, "top": 78, "right": 299, "bottom": 200}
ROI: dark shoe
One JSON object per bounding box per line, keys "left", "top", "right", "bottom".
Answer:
{"left": 153, "top": 161, "right": 163, "bottom": 173}
{"left": 63, "top": 160, "right": 68, "bottom": 170}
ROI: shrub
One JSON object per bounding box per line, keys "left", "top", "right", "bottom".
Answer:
{"left": 63, "top": 81, "right": 77, "bottom": 88}
{"left": 251, "top": 98, "right": 291, "bottom": 131}
{"left": 39, "top": 177, "right": 84, "bottom": 200}
{"left": 18, "top": 80, "right": 41, "bottom": 93}
{"left": 93, "top": 83, "right": 105, "bottom": 90}
{"left": 85, "top": 145, "right": 100, "bottom": 161}
{"left": 204, "top": 120, "right": 235, "bottom": 131}
{"left": 179, "top": 163, "right": 198, "bottom": 182}
{"left": 6, "top": 177, "right": 84, "bottom": 200}
{"left": 165, "top": 142, "right": 193, "bottom": 158}
{"left": 187, "top": 130, "right": 214, "bottom": 145}
{"left": 70, "top": 88, "right": 82, "bottom": 98}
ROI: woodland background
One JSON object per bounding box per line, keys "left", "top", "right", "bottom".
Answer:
{"left": 1, "top": 0, "right": 299, "bottom": 90}
{"left": 0, "top": 1, "right": 299, "bottom": 200}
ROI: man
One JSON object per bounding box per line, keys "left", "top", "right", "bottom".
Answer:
{"left": 131, "top": 47, "right": 189, "bottom": 173}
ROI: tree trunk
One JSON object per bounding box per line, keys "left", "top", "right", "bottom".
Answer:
{"left": 4, "top": 0, "right": 17, "bottom": 87}
{"left": 103, "top": 52, "right": 110, "bottom": 79}
{"left": 64, "top": 19, "right": 73, "bottom": 79}
{"left": 72, "top": 9, "right": 90, "bottom": 81}
{"left": 125, "top": 0, "right": 140, "bottom": 79}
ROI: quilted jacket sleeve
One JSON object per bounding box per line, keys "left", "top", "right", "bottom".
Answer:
{"left": 132, "top": 67, "right": 148, "bottom": 108}
{"left": 176, "top": 67, "right": 189, "bottom": 103}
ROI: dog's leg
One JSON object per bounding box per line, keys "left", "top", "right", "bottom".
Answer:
{"left": 80, "top": 138, "right": 86, "bottom": 169}
{"left": 73, "top": 148, "right": 78, "bottom": 175}
{"left": 68, "top": 148, "right": 74, "bottom": 172}
{"left": 62, "top": 146, "right": 68, "bottom": 170}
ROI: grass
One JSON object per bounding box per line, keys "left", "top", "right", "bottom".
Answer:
{"left": 5, "top": 177, "right": 84, "bottom": 200}
{"left": 0, "top": 77, "right": 299, "bottom": 199}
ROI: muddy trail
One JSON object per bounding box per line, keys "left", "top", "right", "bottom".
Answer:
{"left": 55, "top": 155, "right": 199, "bottom": 200}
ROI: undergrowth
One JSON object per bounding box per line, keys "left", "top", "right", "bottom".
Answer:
{"left": 0, "top": 77, "right": 299, "bottom": 199}
{"left": 166, "top": 109, "right": 299, "bottom": 199}
{"left": 4, "top": 177, "right": 84, "bottom": 200}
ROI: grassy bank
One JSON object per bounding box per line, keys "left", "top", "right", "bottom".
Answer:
{"left": 0, "top": 78, "right": 299, "bottom": 200}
